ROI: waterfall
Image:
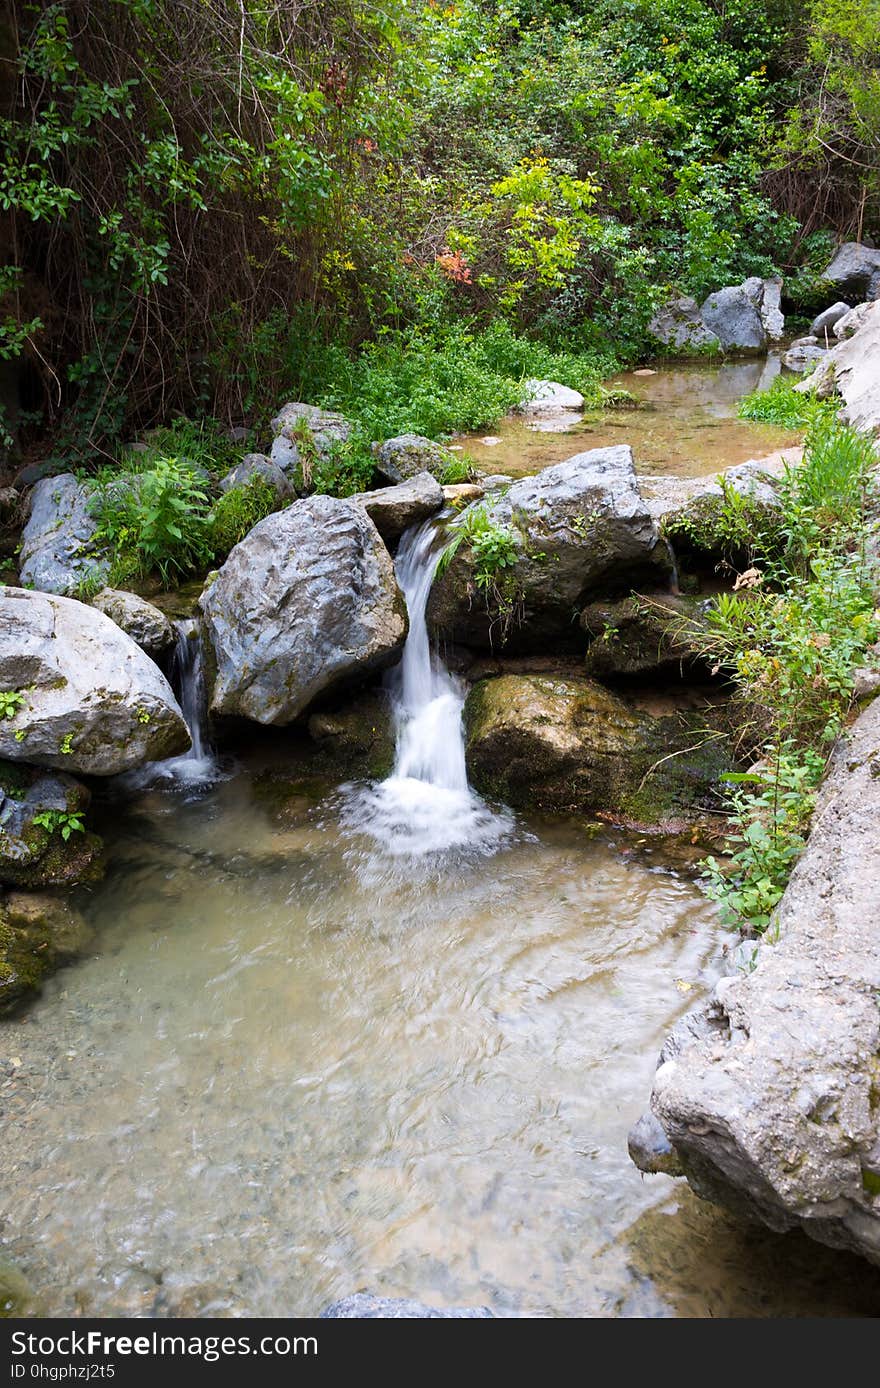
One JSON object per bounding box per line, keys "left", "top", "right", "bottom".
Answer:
{"left": 160, "top": 619, "right": 215, "bottom": 785}
{"left": 340, "top": 519, "right": 513, "bottom": 859}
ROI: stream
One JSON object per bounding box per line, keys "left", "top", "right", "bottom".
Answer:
{"left": 2, "top": 366, "right": 879, "bottom": 1318}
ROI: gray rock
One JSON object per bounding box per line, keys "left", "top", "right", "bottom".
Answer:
{"left": 19, "top": 475, "right": 109, "bottom": 596}
{"left": 269, "top": 403, "right": 353, "bottom": 476}
{"left": 0, "top": 763, "right": 101, "bottom": 890}
{"left": 627, "top": 1111, "right": 683, "bottom": 1177}
{"left": 427, "top": 446, "right": 667, "bottom": 650}
{"left": 518, "top": 379, "right": 584, "bottom": 413}
{"left": 0, "top": 587, "right": 190, "bottom": 774}
{"left": 14, "top": 460, "right": 66, "bottom": 487}
{"left": 647, "top": 295, "right": 717, "bottom": 352}
{"left": 373, "top": 434, "right": 451, "bottom": 485}
{"left": 219, "top": 452, "right": 293, "bottom": 500}
{"left": 227, "top": 426, "right": 250, "bottom": 444}
{"left": 810, "top": 302, "right": 851, "bottom": 338}
{"left": 833, "top": 302, "right": 872, "bottom": 340}
{"left": 782, "top": 336, "right": 827, "bottom": 373}
{"left": 90, "top": 588, "right": 176, "bottom": 660}
{"left": 700, "top": 279, "right": 766, "bottom": 352}
{"left": 352, "top": 471, "right": 444, "bottom": 541}
{"left": 320, "top": 1295, "right": 494, "bottom": 1319}
{"left": 636, "top": 696, "right": 880, "bottom": 1266}
{"left": 820, "top": 242, "right": 880, "bottom": 303}
{"left": 797, "top": 298, "right": 880, "bottom": 434}
{"left": 641, "top": 456, "right": 788, "bottom": 557}
{"left": 759, "top": 276, "right": 785, "bottom": 342}
{"left": 200, "top": 495, "right": 407, "bottom": 725}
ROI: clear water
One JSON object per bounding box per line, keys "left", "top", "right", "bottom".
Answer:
{"left": 2, "top": 514, "right": 878, "bottom": 1319}
{"left": 458, "top": 358, "right": 803, "bottom": 480}
{"left": 2, "top": 769, "right": 878, "bottom": 1318}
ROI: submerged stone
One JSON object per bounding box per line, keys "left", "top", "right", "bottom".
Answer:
{"left": 320, "top": 1294, "right": 494, "bottom": 1318}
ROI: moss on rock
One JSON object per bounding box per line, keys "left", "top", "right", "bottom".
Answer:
{"left": 464, "top": 673, "right": 729, "bottom": 825}
{"left": 0, "top": 890, "right": 94, "bottom": 1013}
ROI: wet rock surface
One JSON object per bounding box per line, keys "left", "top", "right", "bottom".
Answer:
{"left": 0, "top": 889, "right": 93, "bottom": 1013}
{"left": 633, "top": 696, "right": 880, "bottom": 1266}
{"left": 428, "top": 446, "right": 667, "bottom": 650}
{"left": 200, "top": 495, "right": 407, "bottom": 725}
{"left": 581, "top": 593, "right": 709, "bottom": 677}
{"left": 464, "top": 673, "right": 726, "bottom": 822}
{"left": 0, "top": 761, "right": 101, "bottom": 889}
{"left": 0, "top": 587, "right": 189, "bottom": 774}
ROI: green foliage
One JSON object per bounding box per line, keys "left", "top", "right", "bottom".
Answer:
{"left": 436, "top": 502, "right": 525, "bottom": 643}
{"left": 702, "top": 746, "right": 824, "bottom": 933}
{"left": 439, "top": 456, "right": 476, "bottom": 486}
{"left": 692, "top": 420, "right": 880, "bottom": 932}
{"left": 207, "top": 478, "right": 281, "bottom": 556}
{"left": 0, "top": 691, "right": 25, "bottom": 721}
{"left": 738, "top": 376, "right": 837, "bottom": 429}
{"left": 31, "top": 809, "right": 85, "bottom": 843}
{"left": 302, "top": 318, "right": 618, "bottom": 439}
{"left": 91, "top": 457, "right": 212, "bottom": 586}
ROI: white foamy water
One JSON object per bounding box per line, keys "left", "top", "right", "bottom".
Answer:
{"left": 341, "top": 521, "right": 514, "bottom": 859}
{"left": 123, "top": 619, "right": 218, "bottom": 790}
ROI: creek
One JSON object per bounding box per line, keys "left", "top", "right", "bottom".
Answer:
{"left": 1, "top": 366, "right": 878, "bottom": 1318}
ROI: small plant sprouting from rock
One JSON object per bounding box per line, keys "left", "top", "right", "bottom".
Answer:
{"left": 31, "top": 809, "right": 85, "bottom": 842}
{"left": 436, "top": 505, "right": 525, "bottom": 644}
{"left": 0, "top": 691, "right": 24, "bottom": 721}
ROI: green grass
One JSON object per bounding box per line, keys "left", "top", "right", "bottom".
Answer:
{"left": 737, "top": 375, "right": 838, "bottom": 430}
{"left": 291, "top": 318, "right": 619, "bottom": 442}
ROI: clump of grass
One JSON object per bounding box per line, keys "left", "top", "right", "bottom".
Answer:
{"left": 737, "top": 375, "right": 838, "bottom": 430}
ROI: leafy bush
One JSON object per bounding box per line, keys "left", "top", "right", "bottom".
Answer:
{"left": 690, "top": 420, "right": 880, "bottom": 933}
{"left": 31, "top": 809, "right": 85, "bottom": 843}
{"left": 207, "top": 478, "right": 281, "bottom": 557}
{"left": 91, "top": 456, "right": 212, "bottom": 586}
{"left": 702, "top": 747, "right": 824, "bottom": 933}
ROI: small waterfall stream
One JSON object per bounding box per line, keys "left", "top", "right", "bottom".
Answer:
{"left": 158, "top": 619, "right": 215, "bottom": 785}
{"left": 341, "top": 519, "right": 513, "bottom": 858}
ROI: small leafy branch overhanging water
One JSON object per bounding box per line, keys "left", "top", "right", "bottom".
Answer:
{"left": 690, "top": 418, "right": 880, "bottom": 936}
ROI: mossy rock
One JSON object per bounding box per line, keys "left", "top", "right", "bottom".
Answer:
{"left": 307, "top": 690, "right": 395, "bottom": 780}
{"left": 0, "top": 889, "right": 94, "bottom": 1013}
{"left": 581, "top": 593, "right": 711, "bottom": 678}
{"left": 0, "top": 760, "right": 103, "bottom": 888}
{"left": 464, "top": 673, "right": 729, "bottom": 825}
{"left": 0, "top": 1260, "right": 32, "bottom": 1317}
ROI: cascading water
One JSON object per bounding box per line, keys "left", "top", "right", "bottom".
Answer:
{"left": 340, "top": 520, "right": 513, "bottom": 859}
{"left": 151, "top": 619, "right": 216, "bottom": 786}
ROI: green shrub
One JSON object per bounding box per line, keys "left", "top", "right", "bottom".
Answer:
{"left": 439, "top": 456, "right": 475, "bottom": 486}
{"left": 91, "top": 456, "right": 212, "bottom": 587}
{"left": 690, "top": 420, "right": 880, "bottom": 934}
{"left": 207, "top": 477, "right": 281, "bottom": 558}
